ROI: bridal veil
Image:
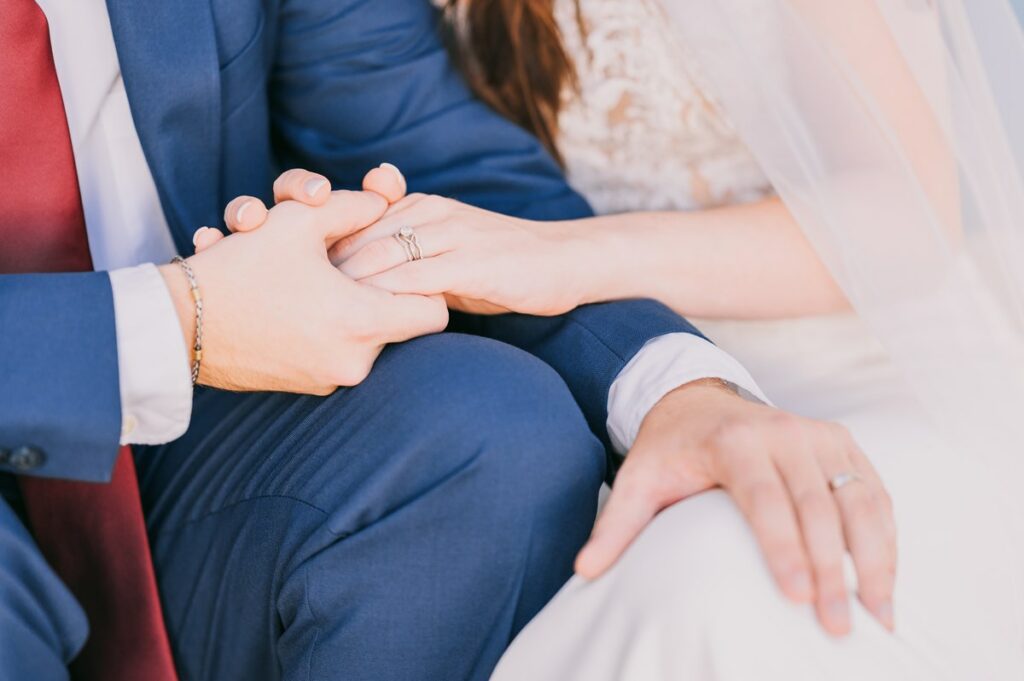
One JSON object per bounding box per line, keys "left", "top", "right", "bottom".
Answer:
{"left": 663, "top": 0, "right": 1024, "bottom": 482}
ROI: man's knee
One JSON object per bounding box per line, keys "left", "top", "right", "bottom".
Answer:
{"left": 0, "top": 498, "right": 86, "bottom": 680}
{"left": 371, "top": 333, "right": 606, "bottom": 509}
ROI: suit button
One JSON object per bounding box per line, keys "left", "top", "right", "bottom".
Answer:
{"left": 9, "top": 446, "right": 45, "bottom": 471}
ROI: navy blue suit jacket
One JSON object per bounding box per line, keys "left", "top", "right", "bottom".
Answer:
{"left": 0, "top": 0, "right": 703, "bottom": 483}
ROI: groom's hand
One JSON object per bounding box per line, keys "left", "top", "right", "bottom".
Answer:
{"left": 576, "top": 380, "right": 897, "bottom": 638}
{"left": 191, "top": 164, "right": 407, "bottom": 252}
{"left": 160, "top": 190, "right": 447, "bottom": 394}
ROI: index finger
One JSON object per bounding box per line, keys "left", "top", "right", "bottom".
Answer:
{"left": 574, "top": 468, "right": 662, "bottom": 580}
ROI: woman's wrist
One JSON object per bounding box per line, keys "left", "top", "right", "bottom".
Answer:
{"left": 548, "top": 217, "right": 653, "bottom": 307}
{"left": 539, "top": 219, "right": 604, "bottom": 308}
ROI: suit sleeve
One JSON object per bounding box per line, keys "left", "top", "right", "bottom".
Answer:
{"left": 269, "top": 0, "right": 707, "bottom": 448}
{"left": 0, "top": 272, "right": 122, "bottom": 481}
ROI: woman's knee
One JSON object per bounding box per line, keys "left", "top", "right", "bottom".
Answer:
{"left": 600, "top": 491, "right": 800, "bottom": 629}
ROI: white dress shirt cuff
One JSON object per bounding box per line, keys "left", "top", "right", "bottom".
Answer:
{"left": 607, "top": 333, "right": 771, "bottom": 454}
{"left": 108, "top": 264, "right": 193, "bottom": 445}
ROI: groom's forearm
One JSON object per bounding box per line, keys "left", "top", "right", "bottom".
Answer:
{"left": 451, "top": 299, "right": 705, "bottom": 451}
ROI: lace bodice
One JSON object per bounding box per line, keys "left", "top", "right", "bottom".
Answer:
{"left": 553, "top": 0, "right": 773, "bottom": 215}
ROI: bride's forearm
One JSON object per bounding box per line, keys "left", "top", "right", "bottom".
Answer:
{"left": 565, "top": 197, "right": 849, "bottom": 319}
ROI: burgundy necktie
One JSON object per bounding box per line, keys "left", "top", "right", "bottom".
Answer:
{"left": 0, "top": 3, "right": 178, "bottom": 679}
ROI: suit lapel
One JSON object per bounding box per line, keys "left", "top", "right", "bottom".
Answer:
{"left": 105, "top": 0, "right": 222, "bottom": 255}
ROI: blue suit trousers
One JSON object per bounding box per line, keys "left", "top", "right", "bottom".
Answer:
{"left": 0, "top": 334, "right": 604, "bottom": 680}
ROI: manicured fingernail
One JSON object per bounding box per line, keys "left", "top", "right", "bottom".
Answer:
{"left": 827, "top": 599, "right": 850, "bottom": 629}
{"left": 784, "top": 571, "right": 813, "bottom": 600}
{"left": 235, "top": 201, "right": 251, "bottom": 224}
{"left": 192, "top": 227, "right": 210, "bottom": 246}
{"left": 304, "top": 177, "right": 328, "bottom": 197}
{"left": 379, "top": 162, "right": 406, "bottom": 188}
{"left": 876, "top": 600, "right": 894, "bottom": 630}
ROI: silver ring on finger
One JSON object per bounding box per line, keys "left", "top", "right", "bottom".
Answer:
{"left": 394, "top": 225, "right": 423, "bottom": 262}
{"left": 828, "top": 471, "right": 864, "bottom": 493}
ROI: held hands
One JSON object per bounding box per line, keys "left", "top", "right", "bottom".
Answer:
{"left": 216, "top": 167, "right": 898, "bottom": 637}
{"left": 161, "top": 164, "right": 447, "bottom": 394}
{"left": 201, "top": 169, "right": 590, "bottom": 316}
{"left": 583, "top": 379, "right": 897, "bottom": 637}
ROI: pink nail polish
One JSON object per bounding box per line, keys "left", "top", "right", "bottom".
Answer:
{"left": 379, "top": 162, "right": 406, "bottom": 191}
{"left": 235, "top": 201, "right": 251, "bottom": 224}
{"left": 191, "top": 227, "right": 208, "bottom": 246}
{"left": 304, "top": 177, "right": 328, "bottom": 198}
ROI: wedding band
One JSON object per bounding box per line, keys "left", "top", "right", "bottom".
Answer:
{"left": 828, "top": 472, "right": 863, "bottom": 492}
{"left": 394, "top": 225, "right": 423, "bottom": 262}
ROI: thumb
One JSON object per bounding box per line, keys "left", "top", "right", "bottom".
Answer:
{"left": 312, "top": 190, "right": 389, "bottom": 245}
{"left": 374, "top": 292, "right": 449, "bottom": 344}
{"left": 574, "top": 481, "right": 660, "bottom": 580}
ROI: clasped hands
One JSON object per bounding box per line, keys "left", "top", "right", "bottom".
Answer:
{"left": 176, "top": 166, "right": 897, "bottom": 638}
{"left": 159, "top": 164, "right": 447, "bottom": 395}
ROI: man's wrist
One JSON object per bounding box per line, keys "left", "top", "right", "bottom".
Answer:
{"left": 158, "top": 262, "right": 197, "bottom": 367}
{"left": 657, "top": 377, "right": 740, "bottom": 411}
{"left": 108, "top": 264, "right": 194, "bottom": 444}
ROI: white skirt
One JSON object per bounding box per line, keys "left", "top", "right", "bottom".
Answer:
{"left": 492, "top": 313, "right": 1024, "bottom": 681}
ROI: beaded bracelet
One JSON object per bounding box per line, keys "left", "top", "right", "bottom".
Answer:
{"left": 170, "top": 256, "right": 203, "bottom": 384}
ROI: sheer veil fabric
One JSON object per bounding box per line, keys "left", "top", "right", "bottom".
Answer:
{"left": 662, "top": 0, "right": 1024, "bottom": 487}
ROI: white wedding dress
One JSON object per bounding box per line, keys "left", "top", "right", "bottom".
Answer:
{"left": 491, "top": 1, "right": 1024, "bottom": 679}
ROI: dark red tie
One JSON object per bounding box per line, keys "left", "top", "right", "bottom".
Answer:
{"left": 0, "top": 3, "right": 178, "bottom": 679}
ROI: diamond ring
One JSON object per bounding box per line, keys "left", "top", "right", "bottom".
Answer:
{"left": 394, "top": 225, "right": 423, "bottom": 262}
{"left": 828, "top": 471, "right": 863, "bottom": 492}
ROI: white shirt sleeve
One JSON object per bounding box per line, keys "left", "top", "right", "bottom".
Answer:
{"left": 108, "top": 264, "right": 193, "bottom": 445}
{"left": 606, "top": 333, "right": 771, "bottom": 454}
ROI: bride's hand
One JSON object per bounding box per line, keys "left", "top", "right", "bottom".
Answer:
{"left": 579, "top": 379, "right": 897, "bottom": 638}
{"left": 330, "top": 194, "right": 592, "bottom": 316}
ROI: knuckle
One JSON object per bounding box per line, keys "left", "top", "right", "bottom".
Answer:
{"left": 743, "top": 480, "right": 784, "bottom": 510}
{"left": 844, "top": 492, "right": 878, "bottom": 522}
{"left": 271, "top": 199, "right": 306, "bottom": 221}
{"left": 343, "top": 303, "right": 382, "bottom": 344}
{"left": 810, "top": 556, "right": 844, "bottom": 580}
{"left": 329, "top": 355, "right": 375, "bottom": 387}
{"left": 768, "top": 411, "right": 804, "bottom": 435}
{"left": 420, "top": 194, "right": 452, "bottom": 218}
{"left": 826, "top": 420, "right": 852, "bottom": 439}
{"left": 765, "top": 541, "right": 805, "bottom": 568}
{"left": 857, "top": 558, "right": 892, "bottom": 587}
{"left": 362, "top": 237, "right": 396, "bottom": 262}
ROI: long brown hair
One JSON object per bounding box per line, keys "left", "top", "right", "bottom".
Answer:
{"left": 440, "top": 0, "right": 580, "bottom": 164}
